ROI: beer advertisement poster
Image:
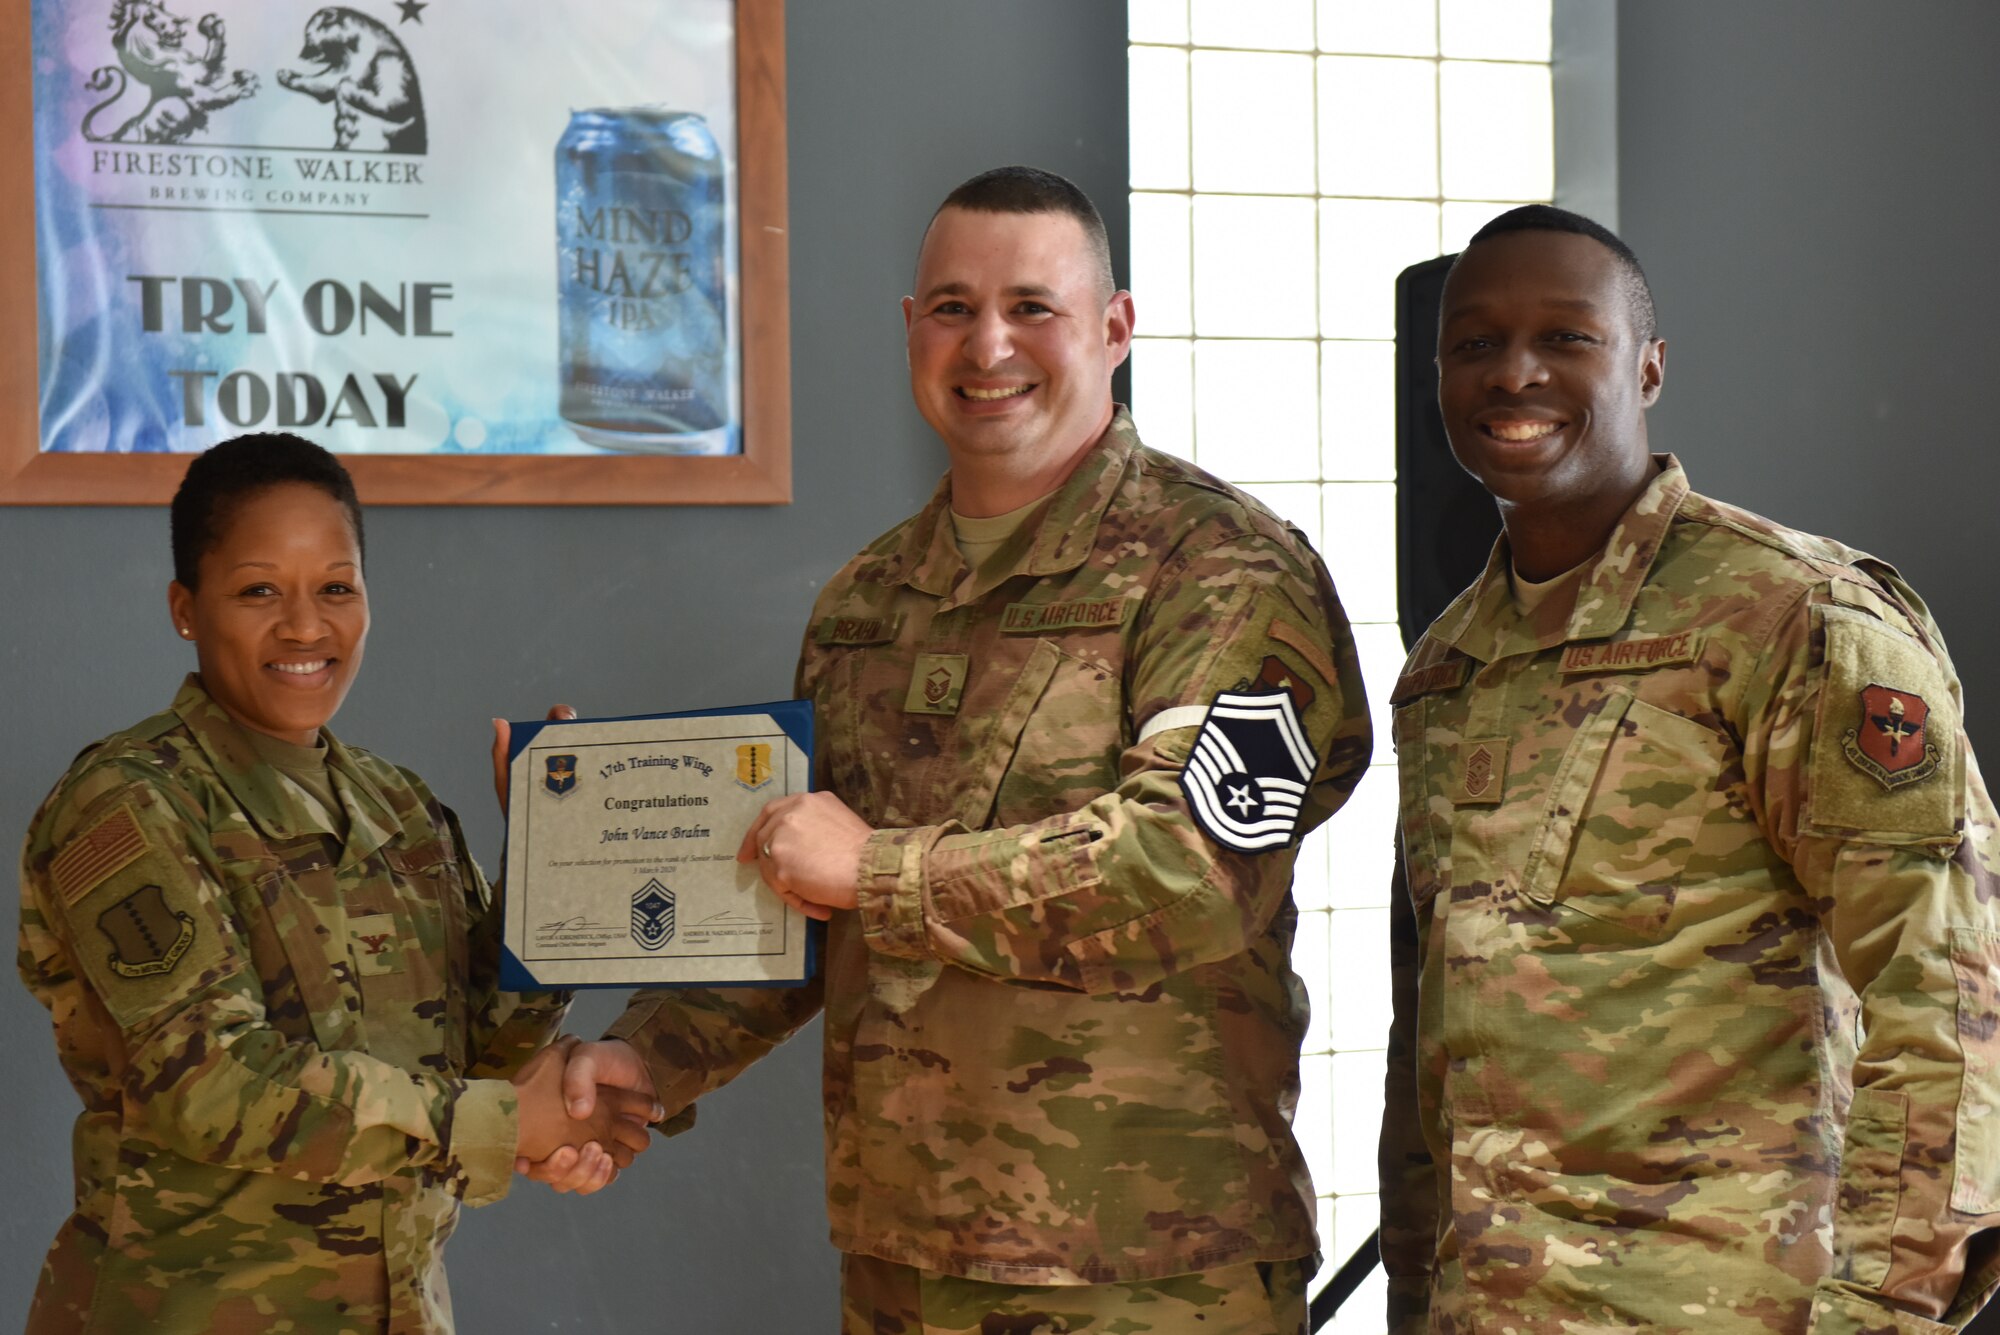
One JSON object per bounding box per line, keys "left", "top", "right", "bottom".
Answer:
{"left": 27, "top": 0, "right": 752, "bottom": 469}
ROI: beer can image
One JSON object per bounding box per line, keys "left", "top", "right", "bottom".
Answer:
{"left": 556, "top": 108, "right": 731, "bottom": 453}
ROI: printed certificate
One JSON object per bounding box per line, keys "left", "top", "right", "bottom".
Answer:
{"left": 500, "top": 701, "right": 813, "bottom": 989}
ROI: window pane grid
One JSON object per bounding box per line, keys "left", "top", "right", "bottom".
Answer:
{"left": 1132, "top": 40, "right": 1549, "bottom": 66}
{"left": 1131, "top": 3, "right": 1550, "bottom": 1317}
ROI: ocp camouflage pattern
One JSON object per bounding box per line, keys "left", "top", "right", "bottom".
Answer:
{"left": 17, "top": 675, "right": 567, "bottom": 1334}
{"left": 837, "top": 1250, "right": 1311, "bottom": 1333}
{"left": 611, "top": 410, "right": 1372, "bottom": 1283}
{"left": 1380, "top": 458, "right": 2000, "bottom": 1334}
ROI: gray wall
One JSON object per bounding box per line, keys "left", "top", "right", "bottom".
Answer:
{"left": 0, "top": 2, "right": 1128, "bottom": 1328}
{"left": 1618, "top": 0, "right": 2000, "bottom": 710}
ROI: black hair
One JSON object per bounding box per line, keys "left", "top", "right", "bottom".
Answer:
{"left": 927, "top": 165, "right": 1116, "bottom": 299}
{"left": 1461, "top": 204, "right": 1658, "bottom": 342}
{"left": 169, "top": 433, "right": 365, "bottom": 589}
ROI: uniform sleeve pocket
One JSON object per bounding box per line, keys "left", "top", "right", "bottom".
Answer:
{"left": 1523, "top": 692, "right": 1726, "bottom": 940}
{"left": 1950, "top": 927, "right": 2000, "bottom": 1214}
{"left": 1834, "top": 1086, "right": 1907, "bottom": 1288}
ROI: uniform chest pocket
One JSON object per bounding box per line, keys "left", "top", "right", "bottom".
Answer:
{"left": 229, "top": 850, "right": 363, "bottom": 1052}
{"left": 1394, "top": 700, "right": 1447, "bottom": 915}
{"left": 990, "top": 638, "right": 1120, "bottom": 827}
{"left": 376, "top": 841, "right": 467, "bottom": 1068}
{"left": 814, "top": 651, "right": 861, "bottom": 794}
{"left": 1520, "top": 691, "right": 1726, "bottom": 941}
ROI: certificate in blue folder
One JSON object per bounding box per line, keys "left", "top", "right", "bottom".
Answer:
{"left": 499, "top": 700, "right": 814, "bottom": 990}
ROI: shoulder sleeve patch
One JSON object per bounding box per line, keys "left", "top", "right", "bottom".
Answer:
{"left": 1803, "top": 604, "right": 1964, "bottom": 848}
{"left": 43, "top": 798, "right": 238, "bottom": 1032}
{"left": 51, "top": 802, "right": 150, "bottom": 906}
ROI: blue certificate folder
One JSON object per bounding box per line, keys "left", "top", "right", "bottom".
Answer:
{"left": 499, "top": 699, "right": 817, "bottom": 991}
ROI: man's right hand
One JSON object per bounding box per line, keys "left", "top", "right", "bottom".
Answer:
{"left": 515, "top": 1038, "right": 660, "bottom": 1195}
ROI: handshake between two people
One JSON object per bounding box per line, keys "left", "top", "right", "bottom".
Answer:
{"left": 509, "top": 1034, "right": 662, "bottom": 1195}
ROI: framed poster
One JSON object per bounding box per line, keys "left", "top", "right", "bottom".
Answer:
{"left": 1, "top": 0, "right": 790, "bottom": 504}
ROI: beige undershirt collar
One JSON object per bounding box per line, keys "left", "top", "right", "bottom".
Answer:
{"left": 1510, "top": 559, "right": 1587, "bottom": 614}
{"left": 243, "top": 726, "right": 348, "bottom": 839}
{"left": 950, "top": 495, "right": 1046, "bottom": 575}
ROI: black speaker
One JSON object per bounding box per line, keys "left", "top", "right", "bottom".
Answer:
{"left": 1395, "top": 253, "right": 1501, "bottom": 653}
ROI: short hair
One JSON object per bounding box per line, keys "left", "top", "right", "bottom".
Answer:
{"left": 927, "top": 165, "right": 1117, "bottom": 300}
{"left": 170, "top": 433, "right": 365, "bottom": 589}
{"left": 1460, "top": 204, "right": 1658, "bottom": 343}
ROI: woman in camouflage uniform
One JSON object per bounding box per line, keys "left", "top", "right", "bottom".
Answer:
{"left": 17, "top": 435, "right": 654, "bottom": 1334}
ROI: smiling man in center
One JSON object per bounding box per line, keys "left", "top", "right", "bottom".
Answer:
{"left": 538, "top": 164, "right": 1374, "bottom": 1330}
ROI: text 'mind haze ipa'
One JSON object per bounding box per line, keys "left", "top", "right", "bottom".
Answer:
{"left": 557, "top": 108, "right": 730, "bottom": 453}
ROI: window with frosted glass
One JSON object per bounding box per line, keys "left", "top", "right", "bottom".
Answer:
{"left": 1128, "top": 2, "right": 1553, "bottom": 1327}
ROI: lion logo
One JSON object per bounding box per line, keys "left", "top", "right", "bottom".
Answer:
{"left": 81, "top": 0, "right": 260, "bottom": 145}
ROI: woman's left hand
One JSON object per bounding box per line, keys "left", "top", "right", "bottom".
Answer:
{"left": 491, "top": 704, "right": 578, "bottom": 814}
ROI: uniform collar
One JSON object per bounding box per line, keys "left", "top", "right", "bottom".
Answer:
{"left": 1437, "top": 454, "right": 1691, "bottom": 663}
{"left": 892, "top": 406, "right": 1138, "bottom": 606}
{"left": 171, "top": 674, "right": 400, "bottom": 859}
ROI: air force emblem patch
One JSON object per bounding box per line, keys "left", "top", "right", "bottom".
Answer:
{"left": 97, "top": 884, "right": 196, "bottom": 979}
{"left": 1179, "top": 689, "right": 1316, "bottom": 854}
{"left": 543, "top": 754, "right": 579, "bottom": 798}
{"left": 1845, "top": 682, "right": 1941, "bottom": 789}
{"left": 631, "top": 879, "right": 677, "bottom": 951}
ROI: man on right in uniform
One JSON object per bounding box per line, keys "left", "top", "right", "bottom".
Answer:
{"left": 1379, "top": 204, "right": 2000, "bottom": 1333}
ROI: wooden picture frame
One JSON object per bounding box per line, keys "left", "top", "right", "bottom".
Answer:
{"left": 0, "top": 0, "right": 789, "bottom": 506}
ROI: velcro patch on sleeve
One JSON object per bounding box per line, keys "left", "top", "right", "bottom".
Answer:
{"left": 1804, "top": 605, "right": 1963, "bottom": 846}
{"left": 1178, "top": 690, "right": 1316, "bottom": 854}
{"left": 50, "top": 811, "right": 238, "bottom": 1032}
{"left": 51, "top": 802, "right": 150, "bottom": 906}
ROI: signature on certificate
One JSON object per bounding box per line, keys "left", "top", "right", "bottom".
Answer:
{"left": 539, "top": 914, "right": 602, "bottom": 933}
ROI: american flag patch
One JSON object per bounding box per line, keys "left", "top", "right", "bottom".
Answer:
{"left": 51, "top": 803, "right": 149, "bottom": 906}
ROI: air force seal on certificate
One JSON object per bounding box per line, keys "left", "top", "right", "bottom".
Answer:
{"left": 543, "top": 753, "right": 579, "bottom": 798}
{"left": 1179, "top": 689, "right": 1316, "bottom": 853}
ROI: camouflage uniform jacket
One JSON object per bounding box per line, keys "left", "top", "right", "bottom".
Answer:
{"left": 1380, "top": 458, "right": 2000, "bottom": 1334}
{"left": 610, "top": 410, "right": 1373, "bottom": 1283}
{"left": 17, "top": 675, "right": 568, "bottom": 1335}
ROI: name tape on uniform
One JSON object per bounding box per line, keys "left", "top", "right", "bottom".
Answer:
{"left": 1559, "top": 632, "right": 1702, "bottom": 675}
{"left": 1000, "top": 599, "right": 1128, "bottom": 633}
{"left": 815, "top": 613, "right": 904, "bottom": 645}
{"left": 1390, "top": 660, "right": 1469, "bottom": 704}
